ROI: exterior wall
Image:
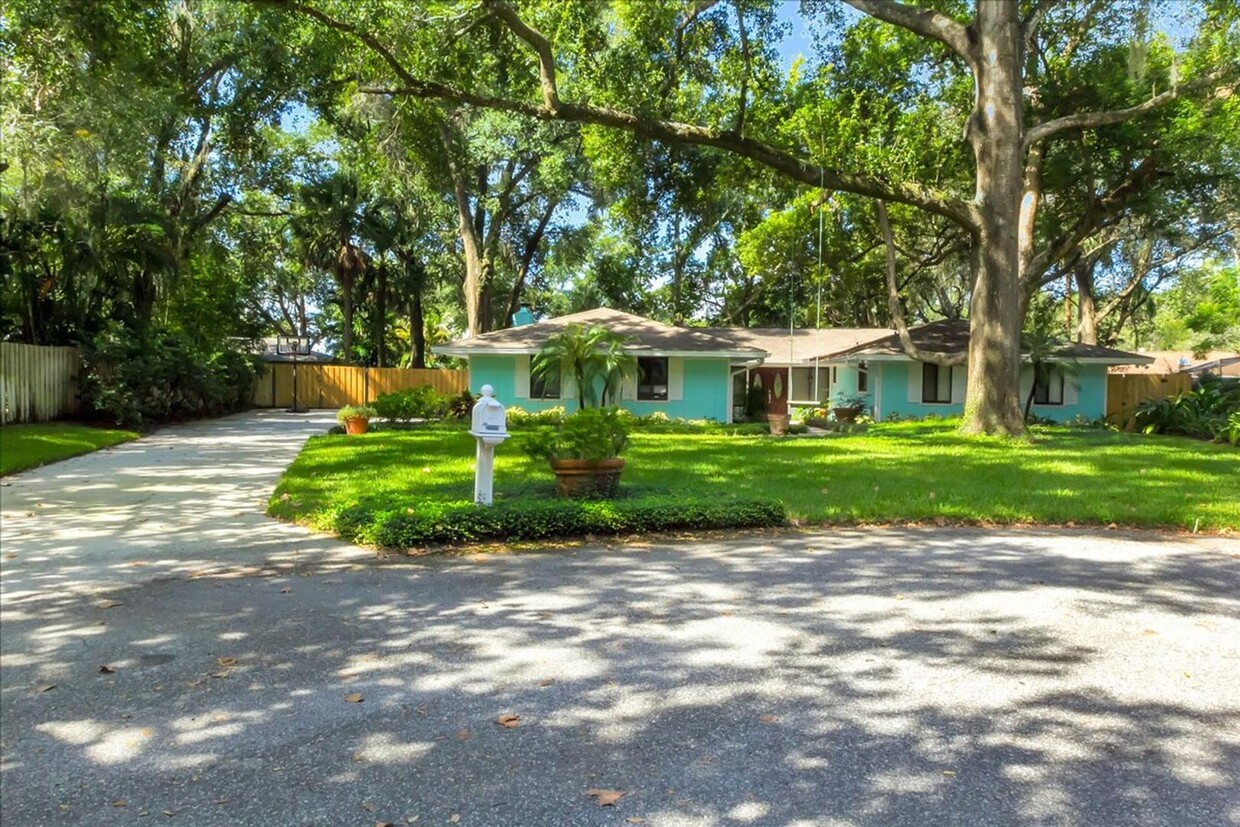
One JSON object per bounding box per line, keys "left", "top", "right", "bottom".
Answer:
{"left": 468, "top": 354, "right": 731, "bottom": 421}
{"left": 873, "top": 361, "right": 1110, "bottom": 422}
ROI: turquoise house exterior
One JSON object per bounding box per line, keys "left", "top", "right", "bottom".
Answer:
{"left": 818, "top": 320, "right": 1148, "bottom": 422}
{"left": 436, "top": 311, "right": 1151, "bottom": 424}
{"left": 434, "top": 308, "right": 765, "bottom": 423}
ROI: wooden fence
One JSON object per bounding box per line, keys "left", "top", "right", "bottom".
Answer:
{"left": 1106, "top": 373, "right": 1193, "bottom": 430}
{"left": 0, "top": 343, "right": 82, "bottom": 424}
{"left": 252, "top": 363, "right": 468, "bottom": 409}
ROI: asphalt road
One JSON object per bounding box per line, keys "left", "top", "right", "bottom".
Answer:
{"left": 2, "top": 412, "right": 1239, "bottom": 826}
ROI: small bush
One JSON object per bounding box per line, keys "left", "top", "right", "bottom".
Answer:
{"left": 446, "top": 390, "right": 477, "bottom": 420}
{"left": 505, "top": 405, "right": 567, "bottom": 427}
{"left": 337, "top": 405, "right": 377, "bottom": 424}
{"left": 373, "top": 386, "right": 449, "bottom": 423}
{"left": 332, "top": 495, "right": 787, "bottom": 547}
{"left": 518, "top": 406, "right": 629, "bottom": 461}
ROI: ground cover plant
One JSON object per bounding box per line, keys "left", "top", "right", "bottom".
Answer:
{"left": 0, "top": 423, "right": 139, "bottom": 475}
{"left": 269, "top": 419, "right": 1240, "bottom": 546}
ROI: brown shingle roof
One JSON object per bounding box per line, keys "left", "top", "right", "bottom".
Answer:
{"left": 434, "top": 308, "right": 767, "bottom": 357}
{"left": 701, "top": 327, "right": 889, "bottom": 365}
{"left": 821, "top": 319, "right": 1154, "bottom": 364}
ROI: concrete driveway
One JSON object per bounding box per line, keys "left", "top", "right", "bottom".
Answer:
{"left": 2, "top": 412, "right": 1239, "bottom": 826}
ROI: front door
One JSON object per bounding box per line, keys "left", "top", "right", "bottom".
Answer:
{"left": 751, "top": 367, "right": 788, "bottom": 415}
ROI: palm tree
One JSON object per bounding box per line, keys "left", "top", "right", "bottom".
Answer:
{"left": 1022, "top": 302, "right": 1080, "bottom": 422}
{"left": 292, "top": 172, "right": 369, "bottom": 363}
{"left": 534, "top": 323, "right": 636, "bottom": 408}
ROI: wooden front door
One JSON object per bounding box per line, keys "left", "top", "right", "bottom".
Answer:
{"left": 751, "top": 367, "right": 788, "bottom": 415}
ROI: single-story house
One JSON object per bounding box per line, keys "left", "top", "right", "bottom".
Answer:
{"left": 433, "top": 308, "right": 1153, "bottom": 423}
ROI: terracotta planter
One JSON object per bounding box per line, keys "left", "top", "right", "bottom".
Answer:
{"left": 343, "top": 417, "right": 370, "bottom": 435}
{"left": 832, "top": 406, "right": 862, "bottom": 424}
{"left": 550, "top": 458, "right": 625, "bottom": 498}
{"left": 767, "top": 414, "right": 791, "bottom": 435}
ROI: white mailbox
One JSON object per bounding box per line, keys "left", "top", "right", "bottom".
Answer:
{"left": 468, "top": 385, "right": 509, "bottom": 506}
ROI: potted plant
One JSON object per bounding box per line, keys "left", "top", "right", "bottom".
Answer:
{"left": 830, "top": 391, "right": 867, "bottom": 423}
{"left": 519, "top": 407, "right": 629, "bottom": 498}
{"left": 337, "top": 404, "right": 377, "bottom": 435}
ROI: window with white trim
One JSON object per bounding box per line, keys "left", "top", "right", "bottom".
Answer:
{"left": 1033, "top": 369, "right": 1064, "bottom": 405}
{"left": 529, "top": 359, "right": 561, "bottom": 399}
{"left": 637, "top": 357, "right": 668, "bottom": 401}
{"left": 858, "top": 362, "right": 868, "bottom": 393}
{"left": 921, "top": 363, "right": 952, "bottom": 403}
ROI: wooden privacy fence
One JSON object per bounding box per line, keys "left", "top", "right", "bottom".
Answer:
{"left": 0, "top": 343, "right": 81, "bottom": 424}
{"left": 252, "top": 364, "right": 468, "bottom": 409}
{"left": 1106, "top": 373, "right": 1193, "bottom": 430}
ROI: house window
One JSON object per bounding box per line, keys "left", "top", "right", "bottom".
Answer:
{"left": 637, "top": 357, "right": 668, "bottom": 401}
{"left": 858, "top": 363, "right": 869, "bottom": 393}
{"left": 529, "top": 359, "right": 561, "bottom": 400}
{"left": 1033, "top": 370, "right": 1064, "bottom": 405}
{"left": 922, "top": 363, "right": 952, "bottom": 403}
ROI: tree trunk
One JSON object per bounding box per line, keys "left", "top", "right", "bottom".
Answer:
{"left": 410, "top": 291, "right": 427, "bottom": 369}
{"left": 339, "top": 265, "right": 354, "bottom": 364}
{"left": 1076, "top": 264, "right": 1099, "bottom": 345}
{"left": 960, "top": 2, "right": 1026, "bottom": 435}
{"left": 375, "top": 262, "right": 388, "bottom": 367}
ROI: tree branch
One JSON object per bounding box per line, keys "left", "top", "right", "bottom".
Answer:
{"left": 484, "top": 0, "right": 560, "bottom": 110}
{"left": 1025, "top": 67, "right": 1238, "bottom": 149}
{"left": 877, "top": 200, "right": 967, "bottom": 367}
{"left": 843, "top": 0, "right": 973, "bottom": 64}
{"left": 254, "top": 0, "right": 979, "bottom": 229}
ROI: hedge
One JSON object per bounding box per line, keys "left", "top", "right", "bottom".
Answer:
{"left": 327, "top": 495, "right": 787, "bottom": 547}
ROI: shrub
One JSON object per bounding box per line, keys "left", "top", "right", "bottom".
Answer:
{"left": 1136, "top": 376, "right": 1240, "bottom": 442}
{"left": 446, "top": 390, "right": 477, "bottom": 420}
{"left": 373, "top": 386, "right": 449, "bottom": 423}
{"left": 332, "top": 495, "right": 787, "bottom": 547}
{"left": 505, "top": 405, "right": 567, "bottom": 428}
{"left": 518, "top": 406, "right": 629, "bottom": 461}
{"left": 80, "top": 323, "right": 258, "bottom": 428}
{"left": 337, "top": 405, "right": 377, "bottom": 424}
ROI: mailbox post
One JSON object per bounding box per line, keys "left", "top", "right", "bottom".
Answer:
{"left": 468, "top": 385, "right": 509, "bottom": 506}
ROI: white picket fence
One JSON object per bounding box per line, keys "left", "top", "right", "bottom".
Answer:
{"left": 0, "top": 343, "right": 81, "bottom": 424}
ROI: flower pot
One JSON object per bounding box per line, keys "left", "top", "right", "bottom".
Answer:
{"left": 343, "top": 417, "right": 370, "bottom": 435}
{"left": 767, "top": 413, "right": 791, "bottom": 436}
{"left": 832, "top": 406, "right": 862, "bottom": 424}
{"left": 549, "top": 458, "right": 625, "bottom": 498}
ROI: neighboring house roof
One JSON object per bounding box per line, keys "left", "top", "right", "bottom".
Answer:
{"left": 701, "top": 327, "right": 889, "bottom": 366}
{"left": 1109, "top": 350, "right": 1240, "bottom": 375}
{"left": 433, "top": 308, "right": 768, "bottom": 359}
{"left": 819, "top": 319, "right": 1154, "bottom": 365}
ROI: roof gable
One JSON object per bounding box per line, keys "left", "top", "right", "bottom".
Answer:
{"left": 434, "top": 308, "right": 767, "bottom": 357}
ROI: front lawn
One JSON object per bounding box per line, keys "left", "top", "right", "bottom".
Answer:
{"left": 269, "top": 421, "right": 1240, "bottom": 543}
{"left": 0, "top": 422, "right": 139, "bottom": 476}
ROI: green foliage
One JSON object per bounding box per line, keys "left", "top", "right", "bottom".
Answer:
{"left": 1136, "top": 376, "right": 1240, "bottom": 443}
{"left": 0, "top": 423, "right": 139, "bottom": 476}
{"left": 534, "top": 324, "right": 637, "bottom": 408}
{"left": 518, "top": 406, "right": 630, "bottom": 461}
{"left": 372, "top": 386, "right": 448, "bottom": 423}
{"left": 504, "top": 406, "right": 567, "bottom": 427}
{"left": 332, "top": 495, "right": 787, "bottom": 547}
{"left": 445, "top": 390, "right": 477, "bottom": 420}
{"left": 80, "top": 323, "right": 257, "bottom": 429}
{"left": 336, "top": 405, "right": 377, "bottom": 424}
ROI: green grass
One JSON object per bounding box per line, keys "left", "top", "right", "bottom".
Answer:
{"left": 269, "top": 420, "right": 1240, "bottom": 537}
{"left": 0, "top": 422, "right": 139, "bottom": 475}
